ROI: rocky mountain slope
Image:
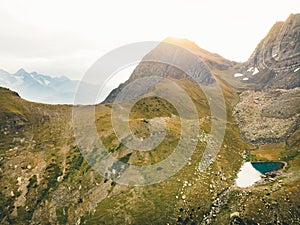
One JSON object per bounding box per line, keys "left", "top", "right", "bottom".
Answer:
{"left": 0, "top": 69, "right": 97, "bottom": 104}
{"left": 235, "top": 14, "right": 300, "bottom": 90}
{"left": 103, "top": 37, "right": 237, "bottom": 103}
{"left": 233, "top": 88, "right": 300, "bottom": 144}
{"left": 232, "top": 14, "right": 300, "bottom": 145}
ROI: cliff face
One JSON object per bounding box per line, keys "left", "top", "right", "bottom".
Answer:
{"left": 231, "top": 14, "right": 300, "bottom": 145}
{"left": 103, "top": 38, "right": 235, "bottom": 103}
{"left": 242, "top": 14, "right": 300, "bottom": 89}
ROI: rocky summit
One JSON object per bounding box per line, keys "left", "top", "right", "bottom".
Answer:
{"left": 103, "top": 37, "right": 236, "bottom": 103}
{"left": 238, "top": 14, "right": 300, "bottom": 90}
{"left": 0, "top": 14, "right": 300, "bottom": 225}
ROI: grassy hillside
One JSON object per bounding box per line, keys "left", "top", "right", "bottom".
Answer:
{"left": 0, "top": 76, "right": 299, "bottom": 225}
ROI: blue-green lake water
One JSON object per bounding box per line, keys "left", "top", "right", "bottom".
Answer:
{"left": 251, "top": 162, "right": 284, "bottom": 174}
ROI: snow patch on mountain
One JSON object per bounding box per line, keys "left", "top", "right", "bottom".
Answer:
{"left": 234, "top": 73, "right": 244, "bottom": 77}
{"left": 247, "top": 67, "right": 253, "bottom": 72}
{"left": 252, "top": 67, "right": 259, "bottom": 75}
{"left": 247, "top": 67, "right": 259, "bottom": 75}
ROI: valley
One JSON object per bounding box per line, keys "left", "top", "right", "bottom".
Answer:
{"left": 0, "top": 14, "right": 299, "bottom": 225}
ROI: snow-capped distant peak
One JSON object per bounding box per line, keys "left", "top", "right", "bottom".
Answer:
{"left": 0, "top": 68, "right": 97, "bottom": 104}
{"left": 36, "top": 77, "right": 50, "bottom": 86}
{"left": 15, "top": 68, "right": 28, "bottom": 76}
{"left": 0, "top": 69, "right": 9, "bottom": 75}
{"left": 32, "top": 74, "right": 51, "bottom": 86}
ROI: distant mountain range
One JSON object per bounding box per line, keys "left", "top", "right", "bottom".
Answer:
{"left": 0, "top": 68, "right": 98, "bottom": 104}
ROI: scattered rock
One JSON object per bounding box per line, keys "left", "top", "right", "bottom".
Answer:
{"left": 230, "top": 212, "right": 240, "bottom": 218}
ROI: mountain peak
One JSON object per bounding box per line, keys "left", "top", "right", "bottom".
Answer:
{"left": 16, "top": 68, "right": 28, "bottom": 76}
{"left": 160, "top": 37, "right": 237, "bottom": 70}
{"left": 103, "top": 37, "right": 218, "bottom": 103}
{"left": 163, "top": 37, "right": 196, "bottom": 45}
{"left": 287, "top": 13, "right": 300, "bottom": 20}
{"left": 242, "top": 13, "right": 300, "bottom": 89}
{"left": 0, "top": 69, "right": 9, "bottom": 74}
{"left": 161, "top": 37, "right": 206, "bottom": 54}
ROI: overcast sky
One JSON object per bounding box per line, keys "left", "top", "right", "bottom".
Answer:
{"left": 0, "top": 0, "right": 299, "bottom": 80}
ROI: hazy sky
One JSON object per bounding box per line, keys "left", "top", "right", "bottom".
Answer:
{"left": 0, "top": 0, "right": 299, "bottom": 80}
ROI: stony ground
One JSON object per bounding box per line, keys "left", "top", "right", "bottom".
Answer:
{"left": 233, "top": 88, "right": 300, "bottom": 144}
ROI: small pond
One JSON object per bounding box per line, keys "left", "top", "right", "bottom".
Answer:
{"left": 251, "top": 161, "right": 285, "bottom": 174}
{"left": 235, "top": 161, "right": 285, "bottom": 188}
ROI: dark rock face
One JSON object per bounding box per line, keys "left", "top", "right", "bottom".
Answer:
{"left": 103, "top": 40, "right": 216, "bottom": 103}
{"left": 242, "top": 14, "right": 300, "bottom": 89}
